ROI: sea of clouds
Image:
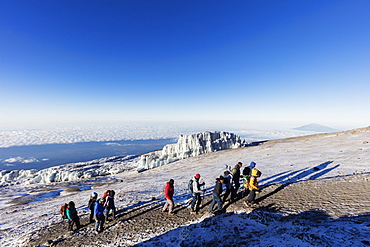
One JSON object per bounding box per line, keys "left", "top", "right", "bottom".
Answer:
{"left": 0, "top": 121, "right": 313, "bottom": 148}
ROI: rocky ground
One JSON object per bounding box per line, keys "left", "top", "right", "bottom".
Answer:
{"left": 23, "top": 173, "right": 370, "bottom": 247}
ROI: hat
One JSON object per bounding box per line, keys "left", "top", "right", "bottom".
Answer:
{"left": 195, "top": 174, "right": 201, "bottom": 179}
{"left": 250, "top": 162, "right": 256, "bottom": 168}
{"left": 219, "top": 175, "right": 225, "bottom": 180}
{"left": 91, "top": 192, "right": 98, "bottom": 198}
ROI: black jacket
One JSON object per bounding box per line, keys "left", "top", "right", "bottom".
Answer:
{"left": 213, "top": 179, "right": 223, "bottom": 196}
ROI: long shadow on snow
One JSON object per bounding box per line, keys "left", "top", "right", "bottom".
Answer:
{"left": 117, "top": 162, "right": 340, "bottom": 222}
{"left": 135, "top": 204, "right": 370, "bottom": 247}
{"left": 260, "top": 161, "right": 338, "bottom": 188}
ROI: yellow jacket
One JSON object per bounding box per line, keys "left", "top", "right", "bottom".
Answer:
{"left": 246, "top": 176, "right": 258, "bottom": 190}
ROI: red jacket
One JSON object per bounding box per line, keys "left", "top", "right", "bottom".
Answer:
{"left": 164, "top": 182, "right": 174, "bottom": 200}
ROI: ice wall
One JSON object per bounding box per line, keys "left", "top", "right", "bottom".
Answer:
{"left": 0, "top": 155, "right": 140, "bottom": 185}
{"left": 0, "top": 131, "right": 246, "bottom": 185}
{"left": 137, "top": 131, "right": 246, "bottom": 171}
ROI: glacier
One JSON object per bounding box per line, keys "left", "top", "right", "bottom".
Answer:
{"left": 136, "top": 131, "right": 247, "bottom": 171}
{"left": 0, "top": 131, "right": 246, "bottom": 185}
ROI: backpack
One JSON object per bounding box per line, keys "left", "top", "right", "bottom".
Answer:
{"left": 188, "top": 179, "right": 193, "bottom": 194}
{"left": 102, "top": 190, "right": 110, "bottom": 199}
{"left": 242, "top": 167, "right": 251, "bottom": 176}
{"left": 60, "top": 203, "right": 68, "bottom": 219}
{"left": 252, "top": 169, "right": 261, "bottom": 177}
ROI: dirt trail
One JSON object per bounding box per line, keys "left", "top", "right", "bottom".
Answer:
{"left": 24, "top": 173, "right": 370, "bottom": 247}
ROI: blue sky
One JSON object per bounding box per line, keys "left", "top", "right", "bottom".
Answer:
{"left": 1, "top": 0, "right": 369, "bottom": 129}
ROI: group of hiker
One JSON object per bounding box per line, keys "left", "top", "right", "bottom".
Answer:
{"left": 163, "top": 161, "right": 262, "bottom": 215}
{"left": 60, "top": 161, "right": 261, "bottom": 233}
{"left": 61, "top": 189, "right": 116, "bottom": 233}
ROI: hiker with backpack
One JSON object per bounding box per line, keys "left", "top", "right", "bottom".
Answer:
{"left": 242, "top": 162, "right": 256, "bottom": 178}
{"left": 162, "top": 179, "right": 175, "bottom": 215}
{"left": 94, "top": 198, "right": 105, "bottom": 233}
{"left": 241, "top": 162, "right": 256, "bottom": 197}
{"left": 189, "top": 174, "right": 206, "bottom": 215}
{"left": 209, "top": 176, "right": 225, "bottom": 213}
{"left": 66, "top": 201, "right": 81, "bottom": 231}
{"left": 60, "top": 203, "right": 68, "bottom": 220}
{"left": 88, "top": 192, "right": 98, "bottom": 223}
{"left": 231, "top": 162, "right": 243, "bottom": 202}
{"left": 222, "top": 170, "right": 233, "bottom": 203}
{"left": 104, "top": 190, "right": 116, "bottom": 221}
{"left": 244, "top": 167, "right": 262, "bottom": 207}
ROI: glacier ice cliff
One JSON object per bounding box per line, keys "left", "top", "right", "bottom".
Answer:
{"left": 136, "top": 131, "right": 246, "bottom": 171}
{"left": 0, "top": 131, "right": 246, "bottom": 185}
{"left": 0, "top": 156, "right": 140, "bottom": 185}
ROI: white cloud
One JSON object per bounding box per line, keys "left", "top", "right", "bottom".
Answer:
{"left": 3, "top": 156, "right": 39, "bottom": 164}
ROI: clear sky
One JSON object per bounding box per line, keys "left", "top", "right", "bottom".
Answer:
{"left": 1, "top": 0, "right": 369, "bottom": 129}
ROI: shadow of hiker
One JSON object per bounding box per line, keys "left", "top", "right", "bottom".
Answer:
{"left": 288, "top": 161, "right": 334, "bottom": 183}
{"left": 259, "top": 169, "right": 306, "bottom": 186}
{"left": 308, "top": 164, "right": 340, "bottom": 180}
{"left": 255, "top": 183, "right": 291, "bottom": 205}
{"left": 254, "top": 161, "right": 340, "bottom": 205}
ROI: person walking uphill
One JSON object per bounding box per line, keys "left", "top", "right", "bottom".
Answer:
{"left": 66, "top": 201, "right": 81, "bottom": 231}
{"left": 209, "top": 176, "right": 225, "bottom": 213}
{"left": 244, "top": 168, "right": 262, "bottom": 207}
{"left": 94, "top": 198, "right": 105, "bottom": 233}
{"left": 189, "top": 174, "right": 206, "bottom": 215}
{"left": 231, "top": 162, "right": 243, "bottom": 201}
{"left": 104, "top": 190, "right": 116, "bottom": 221}
{"left": 222, "top": 170, "right": 233, "bottom": 203}
{"left": 88, "top": 192, "right": 98, "bottom": 223}
{"left": 162, "top": 179, "right": 175, "bottom": 215}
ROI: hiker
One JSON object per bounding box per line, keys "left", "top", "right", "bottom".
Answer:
{"left": 94, "top": 198, "right": 106, "bottom": 233}
{"left": 104, "top": 190, "right": 116, "bottom": 221}
{"left": 222, "top": 170, "right": 233, "bottom": 203}
{"left": 209, "top": 176, "right": 225, "bottom": 213}
{"left": 60, "top": 203, "right": 68, "bottom": 220}
{"left": 241, "top": 162, "right": 256, "bottom": 197}
{"left": 190, "top": 174, "right": 206, "bottom": 214}
{"left": 88, "top": 192, "right": 98, "bottom": 223}
{"left": 66, "top": 201, "right": 81, "bottom": 231}
{"left": 231, "top": 162, "right": 243, "bottom": 201}
{"left": 244, "top": 168, "right": 261, "bottom": 207}
{"left": 243, "top": 162, "right": 256, "bottom": 178}
{"left": 162, "top": 179, "right": 175, "bottom": 215}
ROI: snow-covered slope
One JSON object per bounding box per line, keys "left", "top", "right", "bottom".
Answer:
{"left": 1, "top": 126, "right": 370, "bottom": 246}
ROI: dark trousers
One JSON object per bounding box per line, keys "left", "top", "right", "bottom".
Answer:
{"left": 231, "top": 179, "right": 240, "bottom": 201}
{"left": 209, "top": 193, "right": 223, "bottom": 212}
{"left": 246, "top": 190, "right": 256, "bottom": 204}
{"left": 89, "top": 210, "right": 94, "bottom": 223}
{"left": 223, "top": 187, "right": 233, "bottom": 202}
{"left": 95, "top": 214, "right": 105, "bottom": 232}
{"left": 68, "top": 217, "right": 81, "bottom": 231}
{"left": 104, "top": 206, "right": 116, "bottom": 221}
{"left": 190, "top": 193, "right": 202, "bottom": 212}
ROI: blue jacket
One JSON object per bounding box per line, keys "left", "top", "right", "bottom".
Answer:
{"left": 94, "top": 202, "right": 104, "bottom": 218}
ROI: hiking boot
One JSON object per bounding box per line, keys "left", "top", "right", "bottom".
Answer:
{"left": 190, "top": 211, "right": 197, "bottom": 215}
{"left": 168, "top": 212, "right": 175, "bottom": 215}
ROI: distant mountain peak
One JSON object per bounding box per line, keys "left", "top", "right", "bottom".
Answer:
{"left": 293, "top": 123, "right": 338, "bottom": 133}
